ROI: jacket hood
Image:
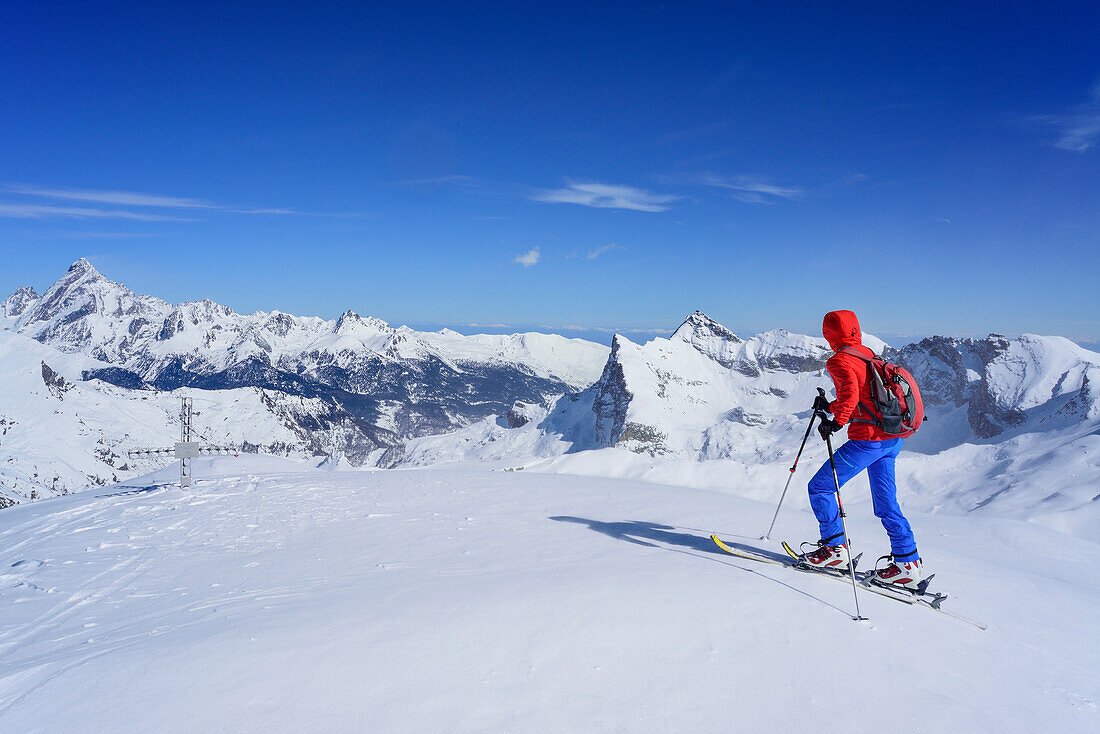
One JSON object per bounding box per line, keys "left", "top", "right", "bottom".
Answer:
{"left": 822, "top": 310, "right": 862, "bottom": 351}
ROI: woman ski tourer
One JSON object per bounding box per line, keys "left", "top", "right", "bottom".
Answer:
{"left": 801, "top": 309, "right": 923, "bottom": 589}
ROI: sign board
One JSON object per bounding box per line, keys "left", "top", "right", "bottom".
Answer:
{"left": 174, "top": 442, "right": 202, "bottom": 459}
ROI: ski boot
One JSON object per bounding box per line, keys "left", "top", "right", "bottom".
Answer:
{"left": 799, "top": 540, "right": 853, "bottom": 571}
{"left": 870, "top": 556, "right": 924, "bottom": 591}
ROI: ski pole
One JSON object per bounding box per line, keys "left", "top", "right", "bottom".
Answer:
{"left": 824, "top": 431, "right": 867, "bottom": 622}
{"left": 762, "top": 399, "right": 822, "bottom": 540}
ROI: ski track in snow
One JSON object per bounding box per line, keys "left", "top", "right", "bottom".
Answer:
{"left": 0, "top": 458, "right": 1097, "bottom": 733}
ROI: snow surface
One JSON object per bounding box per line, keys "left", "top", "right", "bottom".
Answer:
{"left": 1, "top": 457, "right": 1096, "bottom": 732}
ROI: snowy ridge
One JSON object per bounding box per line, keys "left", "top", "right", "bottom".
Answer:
{"left": 0, "top": 261, "right": 608, "bottom": 501}
{"left": 4, "top": 263, "right": 1100, "bottom": 541}
{"left": 407, "top": 311, "right": 895, "bottom": 463}
{"left": 898, "top": 333, "right": 1100, "bottom": 441}
{"left": 400, "top": 312, "right": 1100, "bottom": 541}
{"left": 672, "top": 310, "right": 888, "bottom": 375}
{"left": 9, "top": 260, "right": 606, "bottom": 389}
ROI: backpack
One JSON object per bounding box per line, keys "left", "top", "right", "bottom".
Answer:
{"left": 837, "top": 347, "right": 925, "bottom": 438}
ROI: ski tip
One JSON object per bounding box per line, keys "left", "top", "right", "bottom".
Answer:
{"left": 710, "top": 534, "right": 734, "bottom": 554}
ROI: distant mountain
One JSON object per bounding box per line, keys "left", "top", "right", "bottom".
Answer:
{"left": 0, "top": 260, "right": 608, "bottom": 503}
{"left": 584, "top": 312, "right": 1098, "bottom": 457}
{"left": 402, "top": 310, "right": 891, "bottom": 462}
{"left": 12, "top": 259, "right": 604, "bottom": 387}
{"left": 6, "top": 259, "right": 604, "bottom": 440}
{"left": 0, "top": 285, "right": 39, "bottom": 324}
{"left": 897, "top": 334, "right": 1099, "bottom": 442}
{"left": 398, "top": 311, "right": 1100, "bottom": 537}
{"left": 0, "top": 329, "right": 343, "bottom": 507}
{"left": 4, "top": 263, "right": 1099, "bottom": 534}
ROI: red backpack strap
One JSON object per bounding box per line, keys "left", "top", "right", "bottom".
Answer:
{"left": 834, "top": 346, "right": 882, "bottom": 425}
{"left": 836, "top": 346, "right": 873, "bottom": 362}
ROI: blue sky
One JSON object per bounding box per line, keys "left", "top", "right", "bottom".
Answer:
{"left": 2, "top": 1, "right": 1098, "bottom": 346}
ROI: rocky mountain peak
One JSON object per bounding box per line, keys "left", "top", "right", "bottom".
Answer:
{"left": 669, "top": 311, "right": 752, "bottom": 370}
{"left": 18, "top": 257, "right": 133, "bottom": 329}
{"left": 49, "top": 258, "right": 113, "bottom": 296}
{"left": 2, "top": 286, "right": 40, "bottom": 319}
{"left": 68, "top": 257, "right": 100, "bottom": 276}
{"left": 13, "top": 258, "right": 172, "bottom": 366}
{"left": 334, "top": 310, "right": 392, "bottom": 335}
{"left": 673, "top": 311, "right": 742, "bottom": 344}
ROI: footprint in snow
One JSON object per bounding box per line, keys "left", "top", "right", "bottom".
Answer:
{"left": 10, "top": 559, "right": 45, "bottom": 569}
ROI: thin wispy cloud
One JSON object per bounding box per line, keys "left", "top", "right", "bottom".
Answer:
{"left": 3, "top": 184, "right": 297, "bottom": 217}
{"left": 513, "top": 247, "right": 541, "bottom": 267}
{"left": 7, "top": 184, "right": 215, "bottom": 208}
{"left": 531, "top": 182, "right": 680, "bottom": 212}
{"left": 1040, "top": 79, "right": 1100, "bottom": 152}
{"left": 586, "top": 243, "right": 625, "bottom": 260}
{"left": 0, "top": 202, "right": 189, "bottom": 221}
{"left": 674, "top": 173, "right": 804, "bottom": 204}
{"left": 44, "top": 231, "right": 158, "bottom": 239}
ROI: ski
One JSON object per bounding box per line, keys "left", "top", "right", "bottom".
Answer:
{"left": 710, "top": 535, "right": 791, "bottom": 567}
{"left": 710, "top": 534, "right": 862, "bottom": 580}
{"left": 856, "top": 576, "right": 986, "bottom": 629}
{"left": 710, "top": 535, "right": 987, "bottom": 630}
{"left": 782, "top": 540, "right": 985, "bottom": 629}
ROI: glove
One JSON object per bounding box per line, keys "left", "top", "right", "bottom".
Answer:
{"left": 817, "top": 418, "right": 842, "bottom": 441}
{"left": 813, "top": 394, "right": 832, "bottom": 414}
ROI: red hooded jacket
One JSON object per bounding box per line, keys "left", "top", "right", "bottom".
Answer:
{"left": 822, "top": 310, "right": 890, "bottom": 441}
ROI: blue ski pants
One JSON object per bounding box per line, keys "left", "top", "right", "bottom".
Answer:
{"left": 806, "top": 438, "right": 919, "bottom": 562}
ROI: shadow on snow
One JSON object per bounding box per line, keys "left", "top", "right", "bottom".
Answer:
{"left": 550, "top": 515, "right": 854, "bottom": 618}
{"left": 549, "top": 517, "right": 726, "bottom": 553}
{"left": 96, "top": 482, "right": 177, "bottom": 499}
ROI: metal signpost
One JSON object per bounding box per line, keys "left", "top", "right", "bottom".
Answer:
{"left": 129, "top": 397, "right": 236, "bottom": 488}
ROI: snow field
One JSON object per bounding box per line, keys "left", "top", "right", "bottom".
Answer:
{"left": 1, "top": 458, "right": 1097, "bottom": 733}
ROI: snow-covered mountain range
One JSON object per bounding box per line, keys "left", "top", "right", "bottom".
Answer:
{"left": 3, "top": 261, "right": 1098, "bottom": 544}
{"left": 0, "top": 260, "right": 606, "bottom": 503}
{"left": 404, "top": 311, "right": 1098, "bottom": 458}
{"left": 7, "top": 259, "right": 603, "bottom": 391}
{"left": 400, "top": 311, "right": 1100, "bottom": 540}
